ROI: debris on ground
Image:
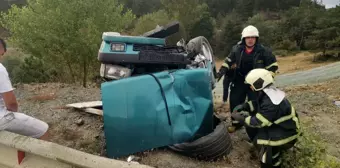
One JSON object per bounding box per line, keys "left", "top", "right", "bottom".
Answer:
{"left": 12, "top": 76, "right": 340, "bottom": 168}
{"left": 75, "top": 118, "right": 85, "bottom": 126}
{"left": 334, "top": 101, "right": 340, "bottom": 108}
{"left": 66, "top": 101, "right": 103, "bottom": 116}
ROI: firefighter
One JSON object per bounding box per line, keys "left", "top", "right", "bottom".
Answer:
{"left": 216, "top": 25, "right": 278, "bottom": 131}
{"left": 231, "top": 68, "right": 301, "bottom": 168}
{"left": 220, "top": 56, "right": 235, "bottom": 104}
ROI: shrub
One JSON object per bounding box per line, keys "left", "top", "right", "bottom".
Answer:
{"left": 282, "top": 126, "right": 340, "bottom": 168}
{"left": 273, "top": 50, "right": 289, "bottom": 57}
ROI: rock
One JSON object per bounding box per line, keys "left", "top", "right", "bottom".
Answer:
{"left": 75, "top": 119, "right": 84, "bottom": 126}
{"left": 127, "top": 155, "right": 141, "bottom": 162}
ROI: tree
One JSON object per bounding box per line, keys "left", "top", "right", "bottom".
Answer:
{"left": 1, "top": 0, "right": 135, "bottom": 86}
{"left": 189, "top": 11, "right": 214, "bottom": 41}
{"left": 118, "top": 0, "right": 162, "bottom": 17}
{"left": 132, "top": 10, "right": 174, "bottom": 36}
{"left": 215, "top": 12, "right": 244, "bottom": 58}
{"left": 235, "top": 0, "right": 255, "bottom": 20}
{"left": 278, "top": 0, "right": 325, "bottom": 50}
{"left": 161, "top": 0, "right": 211, "bottom": 40}
{"left": 305, "top": 5, "right": 340, "bottom": 55}
{"left": 247, "top": 13, "right": 280, "bottom": 47}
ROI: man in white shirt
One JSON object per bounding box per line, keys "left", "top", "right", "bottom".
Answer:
{"left": 0, "top": 38, "right": 48, "bottom": 140}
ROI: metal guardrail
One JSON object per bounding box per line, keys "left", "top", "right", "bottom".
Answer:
{"left": 0, "top": 131, "right": 153, "bottom": 168}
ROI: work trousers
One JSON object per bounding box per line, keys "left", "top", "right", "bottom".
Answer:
{"left": 229, "top": 77, "right": 257, "bottom": 128}
{"left": 258, "top": 140, "right": 296, "bottom": 168}
{"left": 248, "top": 128, "right": 297, "bottom": 168}
{"left": 222, "top": 76, "right": 231, "bottom": 102}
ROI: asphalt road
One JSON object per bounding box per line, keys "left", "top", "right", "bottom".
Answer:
{"left": 213, "top": 61, "right": 340, "bottom": 99}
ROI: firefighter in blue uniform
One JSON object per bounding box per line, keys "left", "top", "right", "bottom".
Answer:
{"left": 216, "top": 25, "right": 279, "bottom": 132}
{"left": 231, "top": 68, "right": 301, "bottom": 168}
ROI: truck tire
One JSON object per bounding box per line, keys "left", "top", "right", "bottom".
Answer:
{"left": 186, "top": 36, "right": 217, "bottom": 89}
{"left": 168, "top": 119, "right": 233, "bottom": 161}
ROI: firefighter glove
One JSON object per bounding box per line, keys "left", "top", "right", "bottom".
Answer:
{"left": 231, "top": 112, "right": 246, "bottom": 125}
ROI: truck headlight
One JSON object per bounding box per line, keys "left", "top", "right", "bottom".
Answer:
{"left": 100, "top": 64, "right": 131, "bottom": 80}
{"left": 111, "top": 43, "right": 125, "bottom": 52}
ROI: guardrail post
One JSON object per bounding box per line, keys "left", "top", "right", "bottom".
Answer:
{"left": 17, "top": 150, "right": 25, "bottom": 164}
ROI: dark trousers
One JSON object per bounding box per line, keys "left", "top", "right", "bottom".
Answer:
{"left": 258, "top": 140, "right": 296, "bottom": 168}
{"left": 229, "top": 78, "right": 258, "bottom": 127}
{"left": 248, "top": 128, "right": 297, "bottom": 168}
{"left": 222, "top": 76, "right": 231, "bottom": 102}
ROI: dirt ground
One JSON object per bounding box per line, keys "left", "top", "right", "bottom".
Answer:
{"left": 283, "top": 78, "right": 340, "bottom": 158}
{"left": 11, "top": 53, "right": 340, "bottom": 168}
{"left": 215, "top": 52, "right": 334, "bottom": 74}
{"left": 13, "top": 78, "right": 340, "bottom": 168}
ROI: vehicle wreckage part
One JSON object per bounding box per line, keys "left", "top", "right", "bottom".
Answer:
{"left": 98, "top": 44, "right": 189, "bottom": 65}
{"left": 168, "top": 119, "right": 233, "bottom": 161}
{"left": 100, "top": 64, "right": 132, "bottom": 80}
{"left": 186, "top": 36, "right": 217, "bottom": 89}
{"left": 101, "top": 68, "right": 214, "bottom": 158}
{"left": 102, "top": 33, "right": 165, "bottom": 45}
{"left": 142, "top": 21, "right": 180, "bottom": 38}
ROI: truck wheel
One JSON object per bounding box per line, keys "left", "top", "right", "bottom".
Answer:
{"left": 168, "top": 118, "right": 233, "bottom": 161}
{"left": 186, "top": 36, "right": 217, "bottom": 89}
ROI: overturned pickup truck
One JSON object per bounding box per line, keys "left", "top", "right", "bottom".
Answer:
{"left": 98, "top": 22, "right": 232, "bottom": 161}
{"left": 98, "top": 21, "right": 217, "bottom": 89}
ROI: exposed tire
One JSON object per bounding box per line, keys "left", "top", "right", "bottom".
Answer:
{"left": 168, "top": 118, "right": 233, "bottom": 161}
{"left": 186, "top": 36, "right": 217, "bottom": 90}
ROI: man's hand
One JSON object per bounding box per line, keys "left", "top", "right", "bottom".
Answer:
{"left": 2, "top": 90, "right": 18, "bottom": 112}
{"left": 216, "top": 66, "right": 228, "bottom": 81}
{"left": 231, "top": 112, "right": 246, "bottom": 125}
{"left": 231, "top": 63, "right": 237, "bottom": 69}
{"left": 232, "top": 104, "right": 244, "bottom": 113}
{"left": 233, "top": 102, "right": 252, "bottom": 113}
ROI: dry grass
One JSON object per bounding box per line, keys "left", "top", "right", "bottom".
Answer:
{"left": 27, "top": 93, "right": 57, "bottom": 101}
{"left": 215, "top": 52, "right": 336, "bottom": 75}
{"left": 283, "top": 77, "right": 340, "bottom": 158}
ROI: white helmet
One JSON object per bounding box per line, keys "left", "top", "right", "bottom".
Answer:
{"left": 245, "top": 69, "right": 273, "bottom": 91}
{"left": 241, "top": 25, "right": 259, "bottom": 40}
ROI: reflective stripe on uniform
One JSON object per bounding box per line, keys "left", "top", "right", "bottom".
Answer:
{"left": 245, "top": 116, "right": 251, "bottom": 125}
{"left": 247, "top": 101, "right": 254, "bottom": 112}
{"left": 261, "top": 151, "right": 267, "bottom": 163}
{"left": 257, "top": 132, "right": 301, "bottom": 146}
{"left": 274, "top": 106, "right": 300, "bottom": 130}
{"left": 265, "top": 62, "right": 278, "bottom": 69}
{"left": 256, "top": 113, "right": 272, "bottom": 127}
{"left": 274, "top": 158, "right": 282, "bottom": 166}
{"left": 273, "top": 152, "right": 280, "bottom": 159}
{"left": 232, "top": 120, "right": 240, "bottom": 124}
{"left": 245, "top": 116, "right": 265, "bottom": 128}
{"left": 222, "top": 63, "right": 229, "bottom": 69}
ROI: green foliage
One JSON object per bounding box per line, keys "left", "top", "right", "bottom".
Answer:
{"left": 1, "top": 49, "right": 57, "bottom": 83}
{"left": 14, "top": 56, "right": 57, "bottom": 83}
{"left": 161, "top": 0, "right": 212, "bottom": 40}
{"left": 246, "top": 13, "right": 279, "bottom": 47}
{"left": 1, "top": 0, "right": 340, "bottom": 85}
{"left": 132, "top": 10, "right": 174, "bottom": 36}
{"left": 214, "top": 12, "right": 244, "bottom": 58}
{"left": 118, "top": 0, "right": 162, "bottom": 17}
{"left": 274, "top": 39, "right": 299, "bottom": 51}
{"left": 282, "top": 126, "right": 340, "bottom": 168}
{"left": 0, "top": 0, "right": 135, "bottom": 86}
{"left": 189, "top": 11, "right": 214, "bottom": 41}
{"left": 279, "top": 0, "right": 324, "bottom": 50}
{"left": 273, "top": 50, "right": 289, "bottom": 57}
